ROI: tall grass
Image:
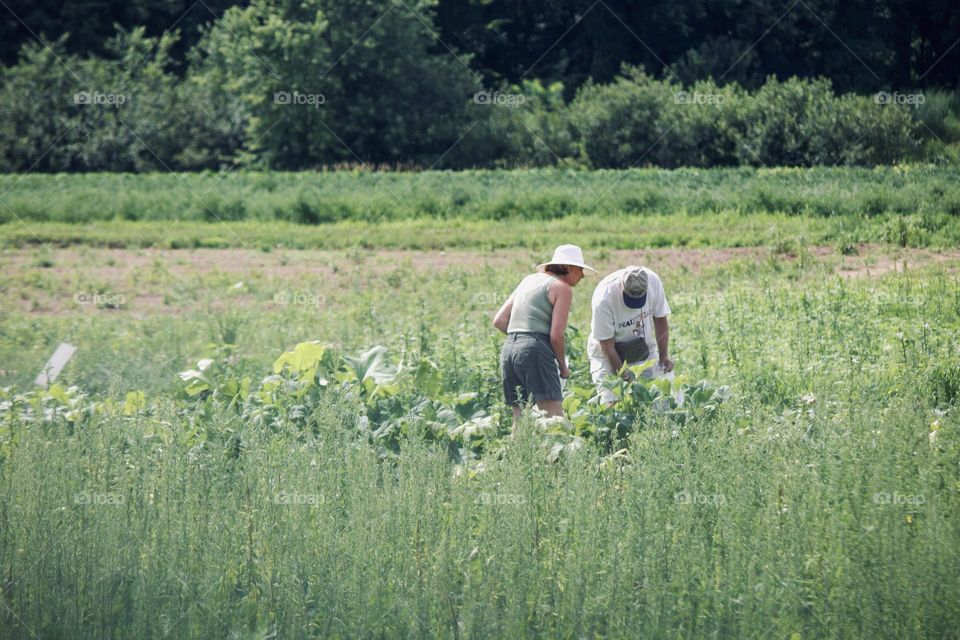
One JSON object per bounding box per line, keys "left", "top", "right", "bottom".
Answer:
{"left": 1, "top": 249, "right": 959, "bottom": 638}
{"left": 2, "top": 393, "right": 955, "bottom": 638}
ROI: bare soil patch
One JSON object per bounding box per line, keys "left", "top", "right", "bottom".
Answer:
{"left": 4, "top": 245, "right": 958, "bottom": 317}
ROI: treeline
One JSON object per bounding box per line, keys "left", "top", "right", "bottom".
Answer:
{"left": 4, "top": 0, "right": 959, "bottom": 92}
{"left": 0, "top": 0, "right": 958, "bottom": 172}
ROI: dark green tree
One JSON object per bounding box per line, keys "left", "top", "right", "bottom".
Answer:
{"left": 195, "top": 0, "right": 479, "bottom": 168}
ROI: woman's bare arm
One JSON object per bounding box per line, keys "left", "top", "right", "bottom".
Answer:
{"left": 549, "top": 281, "right": 572, "bottom": 377}
{"left": 492, "top": 295, "right": 514, "bottom": 334}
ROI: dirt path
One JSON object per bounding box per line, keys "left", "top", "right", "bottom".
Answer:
{"left": 3, "top": 244, "right": 958, "bottom": 316}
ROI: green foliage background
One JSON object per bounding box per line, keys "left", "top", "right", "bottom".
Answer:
{"left": 1, "top": 0, "right": 959, "bottom": 171}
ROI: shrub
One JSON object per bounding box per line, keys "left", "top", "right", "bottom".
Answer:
{"left": 0, "top": 30, "right": 240, "bottom": 172}
{"left": 568, "top": 66, "right": 678, "bottom": 169}
{"left": 566, "top": 71, "right": 923, "bottom": 169}
{"left": 913, "top": 89, "right": 960, "bottom": 144}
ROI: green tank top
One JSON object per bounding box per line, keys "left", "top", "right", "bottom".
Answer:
{"left": 507, "top": 272, "right": 556, "bottom": 335}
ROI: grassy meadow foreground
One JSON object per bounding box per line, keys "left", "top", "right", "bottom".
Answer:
{"left": 1, "top": 236, "right": 958, "bottom": 639}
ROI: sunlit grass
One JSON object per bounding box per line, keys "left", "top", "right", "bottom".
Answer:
{"left": 1, "top": 243, "right": 958, "bottom": 637}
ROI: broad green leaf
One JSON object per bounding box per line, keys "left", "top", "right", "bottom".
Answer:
{"left": 344, "top": 345, "right": 398, "bottom": 384}
{"left": 629, "top": 383, "right": 652, "bottom": 403}
{"left": 651, "top": 396, "right": 674, "bottom": 413}
{"left": 537, "top": 414, "right": 575, "bottom": 435}
{"left": 273, "top": 341, "right": 328, "bottom": 384}
{"left": 453, "top": 392, "right": 483, "bottom": 421}
{"left": 650, "top": 377, "right": 672, "bottom": 395}
{"left": 367, "top": 379, "right": 400, "bottom": 401}
{"left": 123, "top": 391, "right": 146, "bottom": 415}
{"left": 546, "top": 437, "right": 583, "bottom": 463}
{"left": 570, "top": 383, "right": 595, "bottom": 399}
{"left": 414, "top": 358, "right": 442, "bottom": 398}
{"left": 563, "top": 395, "right": 582, "bottom": 414}
{"left": 449, "top": 415, "right": 496, "bottom": 441}
{"left": 224, "top": 378, "right": 240, "bottom": 396}
{"left": 48, "top": 384, "right": 70, "bottom": 405}
{"left": 627, "top": 361, "right": 655, "bottom": 378}
{"left": 177, "top": 362, "right": 213, "bottom": 397}
{"left": 434, "top": 408, "right": 459, "bottom": 427}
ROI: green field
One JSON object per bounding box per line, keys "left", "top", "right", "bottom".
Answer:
{"left": 1, "top": 169, "right": 960, "bottom": 638}
{"left": 2, "top": 166, "right": 960, "bottom": 249}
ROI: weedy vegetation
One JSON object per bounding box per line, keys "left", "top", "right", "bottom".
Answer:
{"left": 0, "top": 170, "right": 959, "bottom": 638}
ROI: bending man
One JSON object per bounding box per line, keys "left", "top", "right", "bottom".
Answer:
{"left": 588, "top": 266, "right": 673, "bottom": 404}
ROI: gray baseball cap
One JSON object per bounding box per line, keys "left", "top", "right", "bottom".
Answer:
{"left": 621, "top": 267, "right": 648, "bottom": 309}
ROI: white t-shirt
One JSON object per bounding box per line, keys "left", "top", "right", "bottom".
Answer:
{"left": 587, "top": 267, "right": 670, "bottom": 365}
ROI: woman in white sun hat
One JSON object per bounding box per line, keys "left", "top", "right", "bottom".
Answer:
{"left": 493, "top": 244, "right": 596, "bottom": 426}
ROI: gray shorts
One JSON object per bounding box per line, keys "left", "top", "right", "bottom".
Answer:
{"left": 500, "top": 332, "right": 562, "bottom": 405}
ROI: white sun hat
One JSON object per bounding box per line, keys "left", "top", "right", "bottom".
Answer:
{"left": 537, "top": 244, "right": 597, "bottom": 273}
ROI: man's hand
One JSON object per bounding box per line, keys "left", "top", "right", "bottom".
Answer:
{"left": 559, "top": 364, "right": 570, "bottom": 379}
{"left": 659, "top": 356, "right": 674, "bottom": 373}
{"left": 620, "top": 368, "right": 636, "bottom": 382}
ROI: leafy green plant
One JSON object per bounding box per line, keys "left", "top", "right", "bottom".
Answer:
{"left": 193, "top": 340, "right": 728, "bottom": 464}
{"left": 178, "top": 358, "right": 251, "bottom": 410}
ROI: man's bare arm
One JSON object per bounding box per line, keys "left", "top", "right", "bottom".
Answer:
{"left": 654, "top": 315, "right": 673, "bottom": 372}
{"left": 599, "top": 338, "right": 631, "bottom": 380}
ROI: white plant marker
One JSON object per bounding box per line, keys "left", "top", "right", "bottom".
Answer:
{"left": 34, "top": 343, "right": 77, "bottom": 388}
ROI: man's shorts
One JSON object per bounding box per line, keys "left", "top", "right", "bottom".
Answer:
{"left": 500, "top": 332, "right": 562, "bottom": 405}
